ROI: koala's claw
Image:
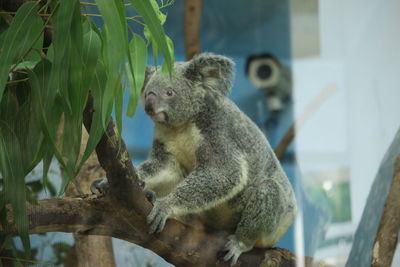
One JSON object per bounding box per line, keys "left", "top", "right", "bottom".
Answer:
{"left": 147, "top": 201, "right": 170, "bottom": 234}
{"left": 145, "top": 190, "right": 156, "bottom": 204}
{"left": 223, "top": 237, "right": 245, "bottom": 266}
{"left": 90, "top": 178, "right": 109, "bottom": 195}
{"left": 138, "top": 179, "right": 145, "bottom": 188}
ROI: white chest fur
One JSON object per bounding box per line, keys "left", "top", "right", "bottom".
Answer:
{"left": 155, "top": 123, "right": 203, "bottom": 173}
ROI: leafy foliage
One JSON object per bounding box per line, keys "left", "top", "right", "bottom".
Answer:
{"left": 0, "top": 0, "right": 174, "bottom": 256}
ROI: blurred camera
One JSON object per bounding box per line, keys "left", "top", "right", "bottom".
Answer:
{"left": 245, "top": 53, "right": 291, "bottom": 113}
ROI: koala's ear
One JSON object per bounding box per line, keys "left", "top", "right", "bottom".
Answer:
{"left": 184, "top": 53, "right": 235, "bottom": 95}
{"left": 141, "top": 66, "right": 156, "bottom": 93}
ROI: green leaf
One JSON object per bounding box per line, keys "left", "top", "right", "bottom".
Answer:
{"left": 161, "top": 35, "right": 175, "bottom": 76}
{"left": 127, "top": 33, "right": 147, "bottom": 117}
{"left": 26, "top": 187, "right": 39, "bottom": 205}
{"left": 0, "top": 123, "right": 30, "bottom": 253}
{"left": 71, "top": 23, "right": 102, "bottom": 173}
{"left": 95, "top": 0, "right": 129, "bottom": 126}
{"left": 144, "top": 26, "right": 159, "bottom": 66}
{"left": 10, "top": 61, "right": 39, "bottom": 71}
{"left": 68, "top": 4, "right": 85, "bottom": 116}
{"left": 42, "top": 146, "right": 56, "bottom": 197}
{"left": 79, "top": 61, "right": 109, "bottom": 171}
{"left": 130, "top": 0, "right": 174, "bottom": 74}
{"left": 115, "top": 80, "right": 123, "bottom": 136}
{"left": 14, "top": 92, "right": 44, "bottom": 174}
{"left": 59, "top": 3, "right": 85, "bottom": 190}
{"left": 49, "top": 0, "right": 80, "bottom": 114}
{"left": 81, "top": 25, "right": 101, "bottom": 110}
{"left": 0, "top": 1, "right": 43, "bottom": 103}
{"left": 0, "top": 15, "right": 8, "bottom": 35}
{"left": 28, "top": 60, "right": 68, "bottom": 181}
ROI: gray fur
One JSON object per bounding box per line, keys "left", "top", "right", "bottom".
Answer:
{"left": 138, "top": 53, "right": 297, "bottom": 265}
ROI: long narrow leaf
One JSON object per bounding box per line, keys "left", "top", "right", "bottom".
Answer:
{"left": 127, "top": 33, "right": 147, "bottom": 117}
{"left": 49, "top": 0, "right": 79, "bottom": 114}
{"left": 0, "top": 124, "right": 30, "bottom": 253}
{"left": 79, "top": 61, "right": 109, "bottom": 170}
{"left": 0, "top": 2, "right": 42, "bottom": 103}
{"left": 95, "top": 0, "right": 129, "bottom": 126}
{"left": 115, "top": 80, "right": 123, "bottom": 136}
{"left": 130, "top": 0, "right": 174, "bottom": 74}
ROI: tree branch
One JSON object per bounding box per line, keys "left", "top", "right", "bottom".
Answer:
{"left": 371, "top": 156, "right": 400, "bottom": 267}
{"left": 82, "top": 94, "right": 151, "bottom": 217}
{"left": 2, "top": 197, "right": 316, "bottom": 266}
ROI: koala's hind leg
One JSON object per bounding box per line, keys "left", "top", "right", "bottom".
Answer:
{"left": 223, "top": 179, "right": 284, "bottom": 265}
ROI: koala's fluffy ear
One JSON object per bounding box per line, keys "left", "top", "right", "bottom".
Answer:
{"left": 141, "top": 66, "right": 156, "bottom": 94}
{"left": 184, "top": 53, "right": 235, "bottom": 95}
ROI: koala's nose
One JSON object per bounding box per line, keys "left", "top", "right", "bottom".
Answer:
{"left": 145, "top": 92, "right": 157, "bottom": 115}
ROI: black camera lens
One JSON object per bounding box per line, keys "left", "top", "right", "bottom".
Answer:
{"left": 256, "top": 64, "right": 272, "bottom": 79}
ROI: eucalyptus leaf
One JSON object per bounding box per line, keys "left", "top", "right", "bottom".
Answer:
{"left": 127, "top": 33, "right": 147, "bottom": 117}
{"left": 161, "top": 35, "right": 175, "bottom": 76}
{"left": 10, "top": 61, "right": 39, "bottom": 71}
{"left": 0, "top": 1, "right": 42, "bottom": 103}
{"left": 95, "top": 0, "right": 129, "bottom": 126}
{"left": 0, "top": 124, "right": 30, "bottom": 253}
{"left": 130, "top": 0, "right": 174, "bottom": 74}
{"left": 79, "top": 61, "right": 109, "bottom": 171}
{"left": 50, "top": 0, "right": 80, "bottom": 114}
{"left": 115, "top": 80, "right": 124, "bottom": 137}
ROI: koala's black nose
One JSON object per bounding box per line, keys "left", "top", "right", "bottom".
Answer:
{"left": 145, "top": 92, "right": 157, "bottom": 115}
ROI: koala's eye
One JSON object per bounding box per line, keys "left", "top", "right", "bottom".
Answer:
{"left": 165, "top": 89, "right": 174, "bottom": 97}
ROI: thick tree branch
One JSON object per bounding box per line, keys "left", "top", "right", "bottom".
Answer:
{"left": 371, "top": 156, "right": 400, "bottom": 267}
{"left": 2, "top": 197, "right": 316, "bottom": 266}
{"left": 82, "top": 94, "right": 151, "bottom": 217}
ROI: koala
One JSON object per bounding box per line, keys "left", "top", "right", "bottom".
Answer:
{"left": 137, "top": 53, "right": 297, "bottom": 265}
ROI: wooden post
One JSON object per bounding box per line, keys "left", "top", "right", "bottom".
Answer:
{"left": 184, "top": 0, "right": 202, "bottom": 60}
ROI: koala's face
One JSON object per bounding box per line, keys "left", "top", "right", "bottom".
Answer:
{"left": 142, "top": 64, "right": 202, "bottom": 127}
{"left": 141, "top": 53, "right": 235, "bottom": 127}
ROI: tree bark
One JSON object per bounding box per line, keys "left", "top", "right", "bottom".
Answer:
{"left": 371, "top": 156, "right": 400, "bottom": 267}
{"left": 2, "top": 196, "right": 317, "bottom": 267}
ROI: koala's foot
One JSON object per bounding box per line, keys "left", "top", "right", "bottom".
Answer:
{"left": 147, "top": 199, "right": 172, "bottom": 234}
{"left": 222, "top": 235, "right": 252, "bottom": 266}
{"left": 90, "top": 178, "right": 109, "bottom": 195}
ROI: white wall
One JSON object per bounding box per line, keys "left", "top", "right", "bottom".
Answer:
{"left": 291, "top": 0, "right": 400, "bottom": 264}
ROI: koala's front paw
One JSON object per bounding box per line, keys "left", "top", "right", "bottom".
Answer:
{"left": 147, "top": 200, "right": 172, "bottom": 234}
{"left": 90, "top": 178, "right": 109, "bottom": 195}
{"left": 222, "top": 236, "right": 248, "bottom": 266}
